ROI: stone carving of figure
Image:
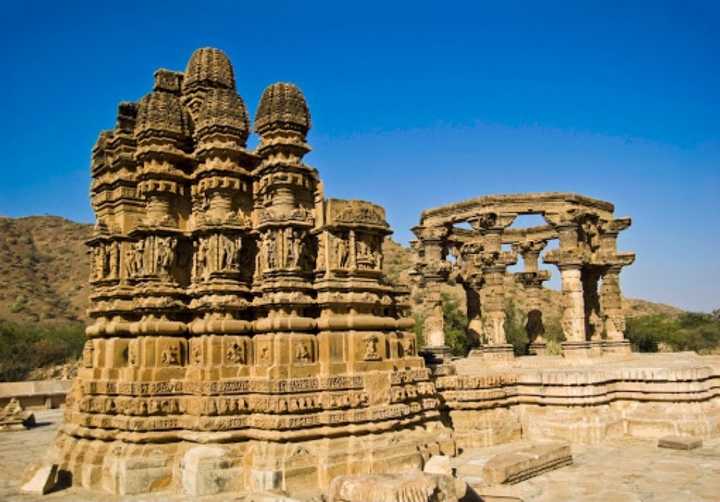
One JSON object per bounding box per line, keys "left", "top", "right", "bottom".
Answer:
{"left": 197, "top": 238, "right": 209, "bottom": 280}
{"left": 401, "top": 336, "right": 415, "bottom": 357}
{"left": 156, "top": 236, "right": 176, "bottom": 278}
{"left": 363, "top": 334, "right": 381, "bottom": 361}
{"left": 82, "top": 341, "right": 94, "bottom": 368}
{"left": 160, "top": 344, "right": 180, "bottom": 366}
{"left": 266, "top": 232, "right": 277, "bottom": 269}
{"left": 316, "top": 234, "right": 326, "bottom": 271}
{"left": 191, "top": 344, "right": 202, "bottom": 365}
{"left": 92, "top": 245, "right": 104, "bottom": 280}
{"left": 374, "top": 235, "right": 383, "bottom": 270}
{"left": 286, "top": 229, "right": 305, "bottom": 269}
{"left": 225, "top": 341, "right": 245, "bottom": 364}
{"left": 295, "top": 341, "right": 311, "bottom": 362}
{"left": 219, "top": 234, "right": 236, "bottom": 271}
{"left": 101, "top": 243, "right": 111, "bottom": 278}
{"left": 124, "top": 243, "right": 135, "bottom": 278}
{"left": 335, "top": 235, "right": 349, "bottom": 269}
{"left": 108, "top": 241, "right": 119, "bottom": 279}
{"left": 132, "top": 239, "right": 145, "bottom": 277}
{"left": 285, "top": 228, "right": 295, "bottom": 268}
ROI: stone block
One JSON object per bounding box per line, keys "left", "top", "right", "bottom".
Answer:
{"left": 658, "top": 435, "right": 703, "bottom": 450}
{"left": 21, "top": 464, "right": 58, "bottom": 495}
{"left": 180, "top": 445, "right": 241, "bottom": 496}
{"left": 327, "top": 471, "right": 459, "bottom": 502}
{"left": 424, "top": 455, "right": 452, "bottom": 477}
{"left": 473, "top": 442, "right": 572, "bottom": 486}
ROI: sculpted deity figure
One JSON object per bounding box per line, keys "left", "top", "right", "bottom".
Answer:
{"left": 82, "top": 341, "right": 94, "bottom": 368}
{"left": 286, "top": 229, "right": 306, "bottom": 269}
{"left": 156, "top": 236, "right": 177, "bottom": 278}
{"left": 108, "top": 241, "right": 119, "bottom": 278}
{"left": 160, "top": 344, "right": 180, "bottom": 366}
{"left": 225, "top": 341, "right": 245, "bottom": 364}
{"left": 92, "top": 245, "right": 104, "bottom": 280}
{"left": 131, "top": 239, "right": 145, "bottom": 277}
{"left": 363, "top": 334, "right": 381, "bottom": 361}
{"left": 266, "top": 232, "right": 277, "bottom": 269}
{"left": 335, "top": 235, "right": 349, "bottom": 269}
{"left": 219, "top": 234, "right": 240, "bottom": 271}
{"left": 295, "top": 341, "right": 311, "bottom": 362}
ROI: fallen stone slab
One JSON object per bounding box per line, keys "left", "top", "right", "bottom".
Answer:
{"left": 482, "top": 441, "right": 572, "bottom": 485}
{"left": 21, "top": 464, "right": 58, "bottom": 495}
{"left": 0, "top": 397, "right": 36, "bottom": 431}
{"left": 658, "top": 435, "right": 703, "bottom": 450}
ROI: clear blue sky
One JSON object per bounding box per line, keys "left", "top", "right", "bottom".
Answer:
{"left": 1, "top": 1, "right": 718, "bottom": 312}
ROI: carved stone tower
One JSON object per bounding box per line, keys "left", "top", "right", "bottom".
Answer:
{"left": 56, "top": 48, "right": 451, "bottom": 497}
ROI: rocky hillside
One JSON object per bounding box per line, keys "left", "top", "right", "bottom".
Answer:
{"left": 0, "top": 216, "right": 682, "bottom": 327}
{"left": 0, "top": 216, "right": 91, "bottom": 323}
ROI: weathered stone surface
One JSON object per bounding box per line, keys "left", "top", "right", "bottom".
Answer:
{"left": 20, "top": 464, "right": 58, "bottom": 495}
{"left": 424, "top": 455, "right": 453, "bottom": 477}
{"left": 658, "top": 435, "right": 703, "bottom": 450}
{"left": 327, "top": 471, "right": 459, "bottom": 502}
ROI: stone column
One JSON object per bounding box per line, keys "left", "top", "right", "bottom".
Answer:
{"left": 559, "top": 264, "right": 587, "bottom": 342}
{"left": 600, "top": 265, "right": 632, "bottom": 354}
{"left": 471, "top": 213, "right": 517, "bottom": 359}
{"left": 463, "top": 275, "right": 483, "bottom": 349}
{"left": 412, "top": 225, "right": 451, "bottom": 362}
{"left": 597, "top": 217, "right": 635, "bottom": 355}
{"left": 582, "top": 267, "right": 604, "bottom": 356}
{"left": 514, "top": 239, "right": 549, "bottom": 355}
{"left": 543, "top": 216, "right": 591, "bottom": 357}
{"left": 516, "top": 270, "right": 550, "bottom": 355}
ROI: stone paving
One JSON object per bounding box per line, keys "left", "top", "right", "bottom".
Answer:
{"left": 0, "top": 410, "right": 718, "bottom": 501}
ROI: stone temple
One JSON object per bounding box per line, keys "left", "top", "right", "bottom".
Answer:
{"left": 56, "top": 47, "right": 450, "bottom": 496}
{"left": 42, "top": 48, "right": 720, "bottom": 500}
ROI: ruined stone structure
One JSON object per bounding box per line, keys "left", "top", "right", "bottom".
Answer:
{"left": 34, "top": 48, "right": 720, "bottom": 502}
{"left": 411, "top": 193, "right": 635, "bottom": 359}
{"left": 53, "top": 48, "right": 451, "bottom": 497}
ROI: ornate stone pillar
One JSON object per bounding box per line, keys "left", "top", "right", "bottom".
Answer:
{"left": 597, "top": 217, "right": 635, "bottom": 354}
{"left": 515, "top": 238, "right": 550, "bottom": 355}
{"left": 581, "top": 267, "right": 605, "bottom": 356}
{"left": 411, "top": 225, "right": 450, "bottom": 362}
{"left": 470, "top": 213, "right": 517, "bottom": 359}
{"left": 544, "top": 215, "right": 590, "bottom": 357}
{"left": 600, "top": 264, "right": 632, "bottom": 354}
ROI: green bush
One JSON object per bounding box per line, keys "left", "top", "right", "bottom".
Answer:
{"left": 441, "top": 293, "right": 471, "bottom": 356}
{"left": 626, "top": 312, "right": 720, "bottom": 354}
{"left": 504, "top": 300, "right": 528, "bottom": 356}
{"left": 0, "top": 319, "right": 85, "bottom": 381}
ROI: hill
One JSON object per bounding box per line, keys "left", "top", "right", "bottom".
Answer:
{"left": 0, "top": 216, "right": 91, "bottom": 324}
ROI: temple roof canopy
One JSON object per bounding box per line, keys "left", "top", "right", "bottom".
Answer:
{"left": 254, "top": 82, "right": 311, "bottom": 136}
{"left": 182, "top": 47, "right": 236, "bottom": 94}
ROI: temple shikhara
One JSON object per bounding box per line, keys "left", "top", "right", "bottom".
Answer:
{"left": 44, "top": 48, "right": 720, "bottom": 500}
